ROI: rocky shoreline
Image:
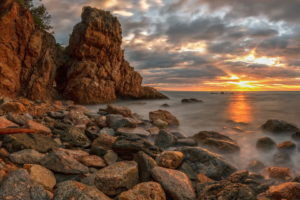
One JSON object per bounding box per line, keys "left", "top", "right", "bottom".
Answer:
{"left": 0, "top": 98, "right": 300, "bottom": 200}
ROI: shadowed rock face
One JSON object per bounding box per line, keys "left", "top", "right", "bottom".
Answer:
{"left": 57, "top": 7, "right": 167, "bottom": 104}
{"left": 0, "top": 0, "right": 58, "bottom": 101}
{"left": 0, "top": 2, "right": 166, "bottom": 104}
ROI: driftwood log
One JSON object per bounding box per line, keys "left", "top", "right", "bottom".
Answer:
{"left": 0, "top": 128, "right": 37, "bottom": 135}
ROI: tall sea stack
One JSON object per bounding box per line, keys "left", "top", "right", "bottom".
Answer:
{"left": 0, "top": 0, "right": 167, "bottom": 104}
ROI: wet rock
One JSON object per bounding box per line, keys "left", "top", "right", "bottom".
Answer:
{"left": 26, "top": 120, "right": 51, "bottom": 134}
{"left": 181, "top": 98, "right": 203, "bottom": 103}
{"left": 175, "top": 138, "right": 197, "bottom": 147}
{"left": 113, "top": 134, "right": 161, "bottom": 159}
{"left": 95, "top": 161, "right": 139, "bottom": 196}
{"left": 149, "top": 110, "right": 179, "bottom": 127}
{"left": 134, "top": 151, "right": 157, "bottom": 182}
{"left": 151, "top": 166, "right": 196, "bottom": 200}
{"left": 178, "top": 147, "right": 237, "bottom": 180}
{"left": 61, "top": 126, "right": 91, "bottom": 147}
{"left": 197, "top": 173, "right": 214, "bottom": 183}
{"left": 117, "top": 127, "right": 151, "bottom": 137}
{"left": 96, "top": 115, "right": 108, "bottom": 128}
{"left": 247, "top": 160, "right": 265, "bottom": 172}
{"left": 2, "top": 133, "right": 58, "bottom": 153}
{"left": 153, "top": 119, "right": 168, "bottom": 128}
{"left": 262, "top": 119, "right": 299, "bottom": 134}
{"left": 40, "top": 149, "right": 89, "bottom": 174}
{"left": 261, "top": 182, "right": 300, "bottom": 200}
{"left": 107, "top": 114, "right": 137, "bottom": 129}
{"left": 118, "top": 182, "right": 166, "bottom": 200}
{"left": 0, "top": 116, "right": 18, "bottom": 128}
{"left": 256, "top": 137, "right": 276, "bottom": 151}
{"left": 267, "top": 167, "right": 292, "bottom": 180}
{"left": 9, "top": 149, "right": 45, "bottom": 164}
{"left": 47, "top": 111, "right": 65, "bottom": 119}
{"left": 161, "top": 103, "right": 170, "bottom": 107}
{"left": 79, "top": 155, "right": 106, "bottom": 168}
{"left": 105, "top": 104, "right": 133, "bottom": 117}
{"left": 198, "top": 180, "right": 256, "bottom": 200}
{"left": 0, "top": 102, "right": 26, "bottom": 113}
{"left": 55, "top": 148, "right": 89, "bottom": 160}
{"left": 192, "top": 131, "right": 240, "bottom": 153}
{"left": 64, "top": 109, "right": 90, "bottom": 126}
{"left": 104, "top": 150, "right": 119, "bottom": 165}
{"left": 291, "top": 131, "right": 300, "bottom": 141}
{"left": 273, "top": 151, "right": 291, "bottom": 165}
{"left": 156, "top": 151, "right": 184, "bottom": 169}
{"left": 100, "top": 128, "right": 115, "bottom": 136}
{"left": 155, "top": 129, "right": 177, "bottom": 149}
{"left": 85, "top": 125, "right": 101, "bottom": 140}
{"left": 54, "top": 180, "right": 111, "bottom": 200}
{"left": 277, "top": 141, "right": 296, "bottom": 152}
{"left": 24, "top": 164, "right": 56, "bottom": 190}
{"left": 6, "top": 113, "right": 32, "bottom": 126}
{"left": 0, "top": 169, "right": 51, "bottom": 200}
{"left": 91, "top": 134, "right": 117, "bottom": 156}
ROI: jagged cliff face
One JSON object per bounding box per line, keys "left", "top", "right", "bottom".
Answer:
{"left": 0, "top": 0, "right": 58, "bottom": 101}
{"left": 57, "top": 7, "right": 166, "bottom": 104}
{"left": 0, "top": 2, "right": 167, "bottom": 104}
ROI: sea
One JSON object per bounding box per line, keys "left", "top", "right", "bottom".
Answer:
{"left": 88, "top": 91, "right": 300, "bottom": 173}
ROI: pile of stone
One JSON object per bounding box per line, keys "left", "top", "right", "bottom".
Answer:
{"left": 0, "top": 99, "right": 299, "bottom": 200}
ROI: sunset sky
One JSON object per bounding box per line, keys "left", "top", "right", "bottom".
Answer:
{"left": 43, "top": 0, "right": 300, "bottom": 91}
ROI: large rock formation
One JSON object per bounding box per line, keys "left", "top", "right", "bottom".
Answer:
{"left": 0, "top": 1, "right": 167, "bottom": 104}
{"left": 0, "top": 0, "right": 58, "bottom": 101}
{"left": 56, "top": 7, "right": 167, "bottom": 104}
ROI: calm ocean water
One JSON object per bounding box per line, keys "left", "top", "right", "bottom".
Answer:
{"left": 88, "top": 91, "right": 300, "bottom": 171}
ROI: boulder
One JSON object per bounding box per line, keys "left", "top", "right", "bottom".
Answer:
{"left": 181, "top": 98, "right": 202, "bottom": 103}
{"left": 9, "top": 149, "right": 45, "bottom": 164}
{"left": 64, "top": 110, "right": 90, "bottom": 126}
{"left": 256, "top": 137, "right": 276, "bottom": 151}
{"left": 156, "top": 151, "right": 184, "bottom": 169}
{"left": 0, "top": 101, "right": 26, "bottom": 113}
{"left": 0, "top": 169, "right": 51, "bottom": 200}
{"left": 149, "top": 110, "right": 179, "bottom": 127}
{"left": 40, "top": 149, "right": 89, "bottom": 174}
{"left": 2, "top": 133, "right": 58, "bottom": 153}
{"left": 192, "top": 131, "right": 240, "bottom": 153}
{"left": 6, "top": 112, "right": 33, "bottom": 125}
{"left": 56, "top": 7, "right": 166, "bottom": 104}
{"left": 277, "top": 141, "right": 296, "bottom": 152}
{"left": 175, "top": 138, "right": 197, "bottom": 147}
{"left": 273, "top": 151, "right": 292, "bottom": 165}
{"left": 79, "top": 155, "right": 106, "bottom": 168}
{"left": 261, "top": 182, "right": 300, "bottom": 200}
{"left": 267, "top": 167, "right": 292, "bottom": 180}
{"left": 151, "top": 166, "right": 196, "bottom": 200}
{"left": 198, "top": 180, "right": 256, "bottom": 200}
{"left": 24, "top": 164, "right": 56, "bottom": 190}
{"left": 113, "top": 134, "right": 161, "bottom": 159}
{"left": 155, "top": 129, "right": 177, "bottom": 148}
{"left": 107, "top": 114, "right": 137, "bottom": 129}
{"left": 134, "top": 151, "right": 157, "bottom": 182}
{"left": 54, "top": 180, "right": 111, "bottom": 200}
{"left": 262, "top": 120, "right": 299, "bottom": 134}
{"left": 118, "top": 182, "right": 166, "bottom": 200}
{"left": 247, "top": 160, "right": 265, "bottom": 172}
{"left": 94, "top": 161, "right": 139, "bottom": 196}
{"left": 291, "top": 132, "right": 300, "bottom": 141}
{"left": 61, "top": 126, "right": 91, "bottom": 147}
{"left": 178, "top": 147, "right": 237, "bottom": 180}
{"left": 91, "top": 134, "right": 117, "bottom": 156}
{"left": 0, "top": 116, "right": 18, "bottom": 128}
{"left": 105, "top": 104, "right": 133, "bottom": 117}
{"left": 117, "top": 127, "right": 150, "bottom": 137}
{"left": 26, "top": 120, "right": 51, "bottom": 134}
{"left": 103, "top": 150, "right": 119, "bottom": 165}
{"left": 0, "top": 0, "right": 59, "bottom": 101}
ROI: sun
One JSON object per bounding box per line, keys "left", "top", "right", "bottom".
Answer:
{"left": 219, "top": 74, "right": 260, "bottom": 91}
